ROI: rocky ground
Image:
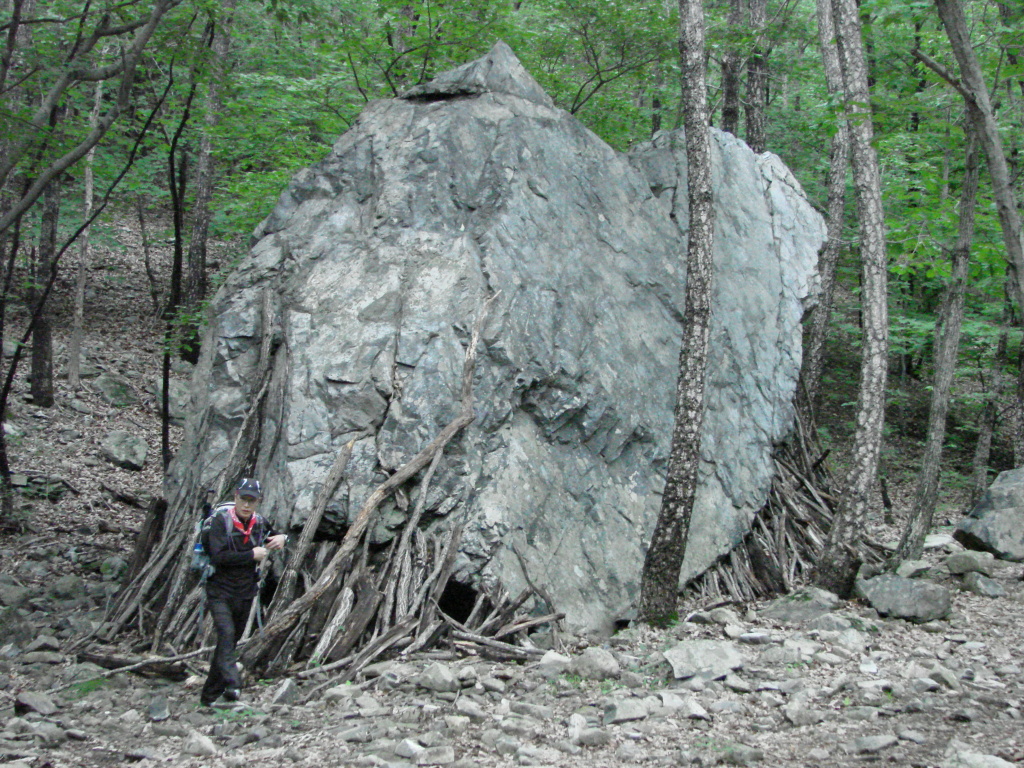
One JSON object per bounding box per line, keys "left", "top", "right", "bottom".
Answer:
{"left": 0, "top": 218, "right": 1021, "bottom": 768}
{"left": 1, "top": 534, "right": 1024, "bottom": 768}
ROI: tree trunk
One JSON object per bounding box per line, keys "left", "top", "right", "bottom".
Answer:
{"left": 182, "top": 1, "right": 236, "bottom": 364}
{"left": 894, "top": 125, "right": 979, "bottom": 562}
{"left": 800, "top": 0, "right": 850, "bottom": 420}
{"left": 744, "top": 0, "right": 768, "bottom": 152}
{"left": 30, "top": 177, "right": 58, "bottom": 408}
{"left": 720, "top": 0, "right": 744, "bottom": 136}
{"left": 68, "top": 79, "right": 103, "bottom": 389}
{"left": 812, "top": 0, "right": 889, "bottom": 598}
{"left": 637, "top": 0, "right": 716, "bottom": 626}
{"left": 932, "top": 0, "right": 1024, "bottom": 313}
{"left": 970, "top": 397, "right": 997, "bottom": 505}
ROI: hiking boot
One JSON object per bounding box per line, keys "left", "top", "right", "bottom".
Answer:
{"left": 223, "top": 688, "right": 240, "bottom": 702}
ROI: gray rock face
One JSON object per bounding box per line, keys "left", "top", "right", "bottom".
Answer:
{"left": 166, "top": 42, "right": 824, "bottom": 632}
{"left": 855, "top": 574, "right": 951, "bottom": 622}
{"left": 956, "top": 468, "right": 1024, "bottom": 561}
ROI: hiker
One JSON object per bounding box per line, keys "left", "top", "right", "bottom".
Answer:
{"left": 200, "top": 478, "right": 286, "bottom": 707}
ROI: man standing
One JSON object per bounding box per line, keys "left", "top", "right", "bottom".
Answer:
{"left": 200, "top": 478, "right": 286, "bottom": 707}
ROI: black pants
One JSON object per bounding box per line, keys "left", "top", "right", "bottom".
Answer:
{"left": 201, "top": 592, "right": 253, "bottom": 704}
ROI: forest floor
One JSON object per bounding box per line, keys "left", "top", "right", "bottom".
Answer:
{"left": 0, "top": 218, "right": 1019, "bottom": 767}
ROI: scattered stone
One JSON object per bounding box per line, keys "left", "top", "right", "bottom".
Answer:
{"left": 946, "top": 551, "right": 995, "bottom": 576}
{"left": 324, "top": 684, "right": 359, "bottom": 703}
{"left": 961, "top": 572, "right": 1006, "bottom": 598}
{"left": 783, "top": 703, "right": 825, "bottom": 727}
{"left": 183, "top": 731, "right": 218, "bottom": 757}
{"left": 721, "top": 743, "right": 764, "bottom": 766}
{"left": 603, "top": 698, "right": 649, "bottom": 724}
{"left": 897, "top": 728, "right": 927, "bottom": 744}
{"left": 148, "top": 695, "right": 170, "bottom": 722}
{"left": 92, "top": 372, "right": 138, "bottom": 407}
{"left": 271, "top": 677, "right": 299, "bottom": 704}
{"left": 941, "top": 740, "right": 1015, "bottom": 768}
{"left": 14, "top": 691, "right": 57, "bottom": 716}
{"left": 533, "top": 651, "right": 570, "bottom": 679}
{"left": 99, "top": 430, "right": 148, "bottom": 471}
{"left": 852, "top": 734, "right": 898, "bottom": 754}
{"left": 455, "top": 697, "right": 486, "bottom": 720}
{"left": 19, "top": 652, "right": 62, "bottom": 664}
{"left": 662, "top": 639, "right": 744, "bottom": 680}
{"left": 576, "top": 728, "right": 612, "bottom": 747}
{"left": 760, "top": 587, "right": 840, "bottom": 625}
{"left": 570, "top": 647, "right": 620, "bottom": 680}
{"left": 418, "top": 663, "right": 460, "bottom": 693}
{"left": 896, "top": 560, "right": 932, "bottom": 578}
{"left": 855, "top": 573, "right": 951, "bottom": 622}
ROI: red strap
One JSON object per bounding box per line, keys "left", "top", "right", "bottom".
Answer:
{"left": 229, "top": 506, "right": 257, "bottom": 546}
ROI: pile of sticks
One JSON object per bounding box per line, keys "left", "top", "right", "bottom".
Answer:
{"left": 683, "top": 411, "right": 846, "bottom": 605}
{"left": 100, "top": 295, "right": 562, "bottom": 678}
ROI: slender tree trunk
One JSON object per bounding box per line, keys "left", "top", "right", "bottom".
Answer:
{"left": 720, "top": 0, "right": 744, "bottom": 135}
{"left": 182, "top": 1, "right": 236, "bottom": 364}
{"left": 894, "top": 125, "right": 979, "bottom": 562}
{"left": 744, "top": 0, "right": 768, "bottom": 152}
{"left": 932, "top": 0, "right": 1024, "bottom": 313}
{"left": 68, "top": 79, "right": 103, "bottom": 389}
{"left": 800, "top": 0, "right": 850, "bottom": 420}
{"left": 970, "top": 397, "right": 997, "bottom": 505}
{"left": 638, "top": 0, "right": 716, "bottom": 625}
{"left": 30, "top": 178, "right": 58, "bottom": 408}
{"left": 813, "top": 0, "right": 889, "bottom": 598}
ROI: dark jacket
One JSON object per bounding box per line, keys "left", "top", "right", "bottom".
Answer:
{"left": 205, "top": 503, "right": 277, "bottom": 600}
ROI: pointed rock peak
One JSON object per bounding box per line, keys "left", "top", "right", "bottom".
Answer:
{"left": 401, "top": 42, "right": 554, "bottom": 107}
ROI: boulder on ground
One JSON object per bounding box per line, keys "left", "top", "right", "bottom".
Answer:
{"left": 955, "top": 468, "right": 1024, "bottom": 561}
{"left": 165, "top": 42, "right": 824, "bottom": 632}
{"left": 100, "top": 431, "right": 148, "bottom": 471}
{"left": 855, "top": 574, "right": 951, "bottom": 622}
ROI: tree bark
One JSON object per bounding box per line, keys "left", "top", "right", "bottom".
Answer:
{"left": 800, "top": 0, "right": 850, "bottom": 420}
{"left": 744, "top": 0, "right": 768, "bottom": 152}
{"left": 894, "top": 124, "right": 979, "bottom": 562}
{"left": 812, "top": 0, "right": 889, "bottom": 598}
{"left": 30, "top": 176, "right": 58, "bottom": 408}
{"left": 637, "top": 0, "right": 715, "bottom": 626}
{"left": 931, "top": 0, "right": 1024, "bottom": 314}
{"left": 970, "top": 398, "right": 997, "bottom": 505}
{"left": 720, "top": 0, "right": 744, "bottom": 136}
{"left": 68, "top": 79, "right": 103, "bottom": 389}
{"left": 182, "top": 0, "right": 236, "bottom": 364}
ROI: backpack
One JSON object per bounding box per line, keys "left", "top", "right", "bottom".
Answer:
{"left": 190, "top": 504, "right": 234, "bottom": 582}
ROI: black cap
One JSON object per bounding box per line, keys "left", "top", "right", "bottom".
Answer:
{"left": 236, "top": 478, "right": 263, "bottom": 499}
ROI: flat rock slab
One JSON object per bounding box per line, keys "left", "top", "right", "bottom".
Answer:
{"left": 855, "top": 574, "right": 951, "bottom": 622}
{"left": 662, "top": 639, "right": 744, "bottom": 680}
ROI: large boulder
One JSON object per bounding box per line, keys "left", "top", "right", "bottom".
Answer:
{"left": 166, "top": 43, "right": 824, "bottom": 632}
{"left": 955, "top": 468, "right": 1024, "bottom": 561}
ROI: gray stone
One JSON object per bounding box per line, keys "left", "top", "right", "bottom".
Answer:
{"left": 19, "top": 651, "right": 62, "bottom": 664}
{"left": 896, "top": 559, "right": 932, "bottom": 578}
{"left": 576, "top": 728, "right": 612, "bottom": 747}
{"left": 570, "top": 647, "right": 619, "bottom": 680}
{"left": 50, "top": 574, "right": 85, "bottom": 599}
{"left": 0, "top": 586, "right": 31, "bottom": 609}
{"left": 603, "top": 697, "right": 649, "bottom": 724}
{"left": 324, "top": 684, "right": 359, "bottom": 703}
{"left": 183, "top": 731, "right": 219, "bottom": 757}
{"left": 147, "top": 695, "right": 170, "bottom": 722}
{"left": 721, "top": 744, "right": 764, "bottom": 766}
{"left": 956, "top": 468, "right": 1024, "bottom": 561}
{"left": 163, "top": 42, "right": 824, "bottom": 633}
{"left": 454, "top": 697, "right": 486, "bottom": 720}
{"left": 946, "top": 551, "right": 996, "bottom": 575}
{"left": 760, "top": 587, "right": 841, "bottom": 625}
{"left": 99, "top": 431, "right": 148, "bottom": 471}
{"left": 783, "top": 703, "right": 825, "bottom": 726}
{"left": 30, "top": 722, "right": 65, "bottom": 746}
{"left": 941, "top": 744, "right": 1016, "bottom": 768}
{"left": 271, "top": 677, "right": 299, "bottom": 704}
{"left": 853, "top": 734, "right": 898, "bottom": 754}
{"left": 662, "top": 639, "right": 744, "bottom": 680}
{"left": 532, "top": 651, "right": 570, "bottom": 678}
{"left": 14, "top": 691, "right": 57, "bottom": 716}
{"left": 92, "top": 372, "right": 138, "bottom": 407}
{"left": 855, "top": 573, "right": 951, "bottom": 622}
{"left": 961, "top": 572, "right": 1006, "bottom": 598}
{"left": 418, "top": 663, "right": 460, "bottom": 693}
